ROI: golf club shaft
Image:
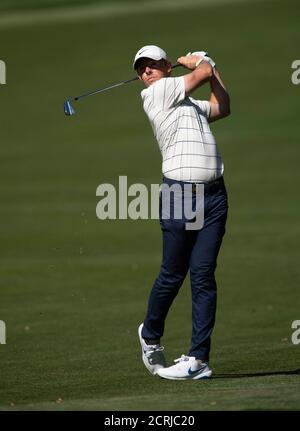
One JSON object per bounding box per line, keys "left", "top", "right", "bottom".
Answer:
{"left": 72, "top": 63, "right": 182, "bottom": 102}
{"left": 74, "top": 76, "right": 138, "bottom": 101}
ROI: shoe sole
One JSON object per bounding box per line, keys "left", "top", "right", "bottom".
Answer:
{"left": 157, "top": 369, "right": 212, "bottom": 380}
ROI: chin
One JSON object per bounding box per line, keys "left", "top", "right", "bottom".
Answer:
{"left": 147, "top": 78, "right": 159, "bottom": 86}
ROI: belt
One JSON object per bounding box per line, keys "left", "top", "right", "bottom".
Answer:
{"left": 163, "top": 176, "right": 224, "bottom": 194}
{"left": 192, "top": 177, "right": 224, "bottom": 193}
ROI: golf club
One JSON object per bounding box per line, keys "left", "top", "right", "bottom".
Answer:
{"left": 64, "top": 63, "right": 182, "bottom": 116}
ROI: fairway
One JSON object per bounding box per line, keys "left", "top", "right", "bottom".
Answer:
{"left": 0, "top": 0, "right": 300, "bottom": 411}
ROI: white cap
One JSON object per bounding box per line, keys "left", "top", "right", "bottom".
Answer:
{"left": 133, "top": 45, "right": 167, "bottom": 70}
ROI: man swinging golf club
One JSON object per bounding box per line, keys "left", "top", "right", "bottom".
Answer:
{"left": 135, "top": 45, "right": 230, "bottom": 380}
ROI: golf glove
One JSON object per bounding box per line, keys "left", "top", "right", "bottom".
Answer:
{"left": 186, "top": 51, "right": 216, "bottom": 68}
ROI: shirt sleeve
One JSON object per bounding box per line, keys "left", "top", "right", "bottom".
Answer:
{"left": 190, "top": 99, "right": 211, "bottom": 118}
{"left": 143, "top": 76, "right": 186, "bottom": 111}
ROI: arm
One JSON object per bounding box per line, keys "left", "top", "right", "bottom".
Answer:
{"left": 177, "top": 54, "right": 213, "bottom": 94}
{"left": 177, "top": 53, "right": 230, "bottom": 122}
{"left": 208, "top": 68, "right": 230, "bottom": 122}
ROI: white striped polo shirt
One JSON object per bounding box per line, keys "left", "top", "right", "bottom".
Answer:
{"left": 141, "top": 76, "right": 224, "bottom": 183}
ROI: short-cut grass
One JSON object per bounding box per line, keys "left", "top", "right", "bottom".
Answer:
{"left": 0, "top": 0, "right": 299, "bottom": 411}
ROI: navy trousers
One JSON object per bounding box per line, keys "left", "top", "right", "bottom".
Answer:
{"left": 142, "top": 176, "right": 228, "bottom": 361}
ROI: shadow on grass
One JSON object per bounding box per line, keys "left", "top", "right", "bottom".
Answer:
{"left": 214, "top": 369, "right": 300, "bottom": 379}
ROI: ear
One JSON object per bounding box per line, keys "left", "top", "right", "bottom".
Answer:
{"left": 166, "top": 60, "right": 172, "bottom": 74}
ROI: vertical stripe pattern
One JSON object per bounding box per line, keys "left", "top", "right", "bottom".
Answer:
{"left": 141, "top": 76, "right": 224, "bottom": 182}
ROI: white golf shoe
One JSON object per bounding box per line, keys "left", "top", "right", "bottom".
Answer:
{"left": 138, "top": 323, "right": 166, "bottom": 375}
{"left": 156, "top": 354, "right": 212, "bottom": 380}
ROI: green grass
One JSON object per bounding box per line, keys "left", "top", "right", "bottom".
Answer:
{"left": 0, "top": 0, "right": 300, "bottom": 411}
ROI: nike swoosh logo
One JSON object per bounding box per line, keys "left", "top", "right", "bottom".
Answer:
{"left": 138, "top": 49, "right": 148, "bottom": 55}
{"left": 188, "top": 365, "right": 205, "bottom": 376}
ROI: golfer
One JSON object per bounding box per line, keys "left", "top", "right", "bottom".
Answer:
{"left": 135, "top": 45, "right": 230, "bottom": 380}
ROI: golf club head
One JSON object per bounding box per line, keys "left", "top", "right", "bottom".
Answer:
{"left": 64, "top": 100, "right": 75, "bottom": 116}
